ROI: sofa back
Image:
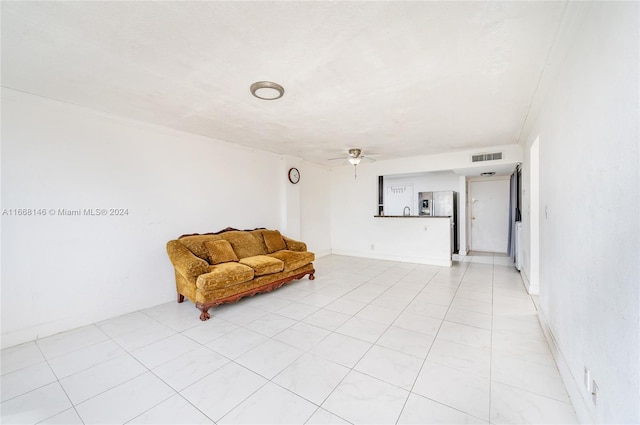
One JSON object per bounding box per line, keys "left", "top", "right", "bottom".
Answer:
{"left": 179, "top": 230, "right": 270, "bottom": 261}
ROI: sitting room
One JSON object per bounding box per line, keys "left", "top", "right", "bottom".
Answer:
{"left": 1, "top": 2, "right": 638, "bottom": 425}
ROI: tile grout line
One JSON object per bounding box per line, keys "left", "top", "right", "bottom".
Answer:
{"left": 178, "top": 262, "right": 393, "bottom": 424}
{"left": 270, "top": 262, "right": 426, "bottom": 423}
{"left": 208, "top": 262, "right": 400, "bottom": 424}
{"left": 297, "top": 264, "right": 419, "bottom": 421}
{"left": 56, "top": 311, "right": 216, "bottom": 424}
{"left": 396, "top": 258, "right": 497, "bottom": 423}
{"left": 31, "top": 338, "right": 86, "bottom": 425}
{"left": 1, "top": 322, "right": 174, "bottom": 423}
{"left": 488, "top": 254, "right": 496, "bottom": 424}
{"left": 67, "top": 332, "right": 170, "bottom": 424}
{"left": 394, "top": 260, "right": 486, "bottom": 424}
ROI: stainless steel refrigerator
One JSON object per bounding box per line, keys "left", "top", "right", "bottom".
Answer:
{"left": 419, "top": 191, "right": 458, "bottom": 253}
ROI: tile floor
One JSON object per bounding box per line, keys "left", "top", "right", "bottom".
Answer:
{"left": 1, "top": 254, "right": 578, "bottom": 424}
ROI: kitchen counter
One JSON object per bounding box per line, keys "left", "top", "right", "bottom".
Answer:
{"left": 374, "top": 215, "right": 451, "bottom": 218}
{"left": 361, "top": 215, "right": 454, "bottom": 267}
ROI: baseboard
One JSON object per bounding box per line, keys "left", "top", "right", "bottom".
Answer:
{"left": 1, "top": 295, "right": 174, "bottom": 349}
{"left": 314, "top": 249, "right": 332, "bottom": 258}
{"left": 331, "top": 249, "right": 452, "bottom": 267}
{"left": 1, "top": 311, "right": 117, "bottom": 348}
{"left": 452, "top": 253, "right": 467, "bottom": 261}
{"left": 535, "top": 298, "right": 594, "bottom": 424}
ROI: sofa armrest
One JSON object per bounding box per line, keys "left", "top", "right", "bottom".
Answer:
{"left": 282, "top": 236, "right": 307, "bottom": 252}
{"left": 166, "top": 240, "right": 209, "bottom": 278}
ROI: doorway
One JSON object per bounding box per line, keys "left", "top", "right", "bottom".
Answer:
{"left": 469, "top": 177, "right": 511, "bottom": 253}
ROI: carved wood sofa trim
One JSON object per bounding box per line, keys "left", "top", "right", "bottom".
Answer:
{"left": 178, "top": 268, "right": 315, "bottom": 321}
{"left": 178, "top": 227, "right": 266, "bottom": 239}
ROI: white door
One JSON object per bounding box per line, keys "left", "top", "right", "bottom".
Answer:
{"left": 469, "top": 178, "right": 510, "bottom": 253}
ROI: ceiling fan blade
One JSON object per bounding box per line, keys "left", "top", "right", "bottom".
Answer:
{"left": 327, "top": 157, "right": 347, "bottom": 161}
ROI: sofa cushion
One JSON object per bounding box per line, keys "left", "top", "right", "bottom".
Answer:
{"left": 179, "top": 235, "right": 223, "bottom": 261}
{"left": 250, "top": 230, "right": 270, "bottom": 254}
{"left": 263, "top": 230, "right": 287, "bottom": 253}
{"left": 196, "top": 262, "right": 254, "bottom": 291}
{"left": 204, "top": 240, "right": 239, "bottom": 264}
{"left": 281, "top": 236, "right": 307, "bottom": 252}
{"left": 222, "top": 231, "right": 266, "bottom": 259}
{"left": 239, "top": 255, "right": 284, "bottom": 276}
{"left": 267, "top": 250, "right": 315, "bottom": 272}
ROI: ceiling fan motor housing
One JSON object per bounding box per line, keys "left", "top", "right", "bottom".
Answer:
{"left": 348, "top": 148, "right": 362, "bottom": 158}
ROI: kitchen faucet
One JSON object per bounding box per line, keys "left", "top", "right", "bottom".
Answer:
{"left": 403, "top": 206, "right": 411, "bottom": 216}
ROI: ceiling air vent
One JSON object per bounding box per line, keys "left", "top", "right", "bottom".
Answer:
{"left": 472, "top": 152, "right": 503, "bottom": 162}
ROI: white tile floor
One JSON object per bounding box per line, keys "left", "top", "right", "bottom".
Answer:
{"left": 1, "top": 254, "right": 578, "bottom": 424}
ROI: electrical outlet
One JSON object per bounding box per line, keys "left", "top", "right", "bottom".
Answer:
{"left": 584, "top": 368, "right": 592, "bottom": 392}
{"left": 592, "top": 380, "right": 599, "bottom": 405}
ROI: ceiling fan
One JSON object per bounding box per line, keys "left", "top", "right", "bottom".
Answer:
{"left": 328, "top": 148, "right": 376, "bottom": 178}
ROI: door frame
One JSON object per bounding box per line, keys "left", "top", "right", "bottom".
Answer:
{"left": 529, "top": 137, "right": 540, "bottom": 294}
{"left": 466, "top": 175, "right": 511, "bottom": 253}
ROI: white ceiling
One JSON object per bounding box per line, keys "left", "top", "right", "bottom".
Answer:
{"left": 1, "top": 1, "right": 567, "bottom": 165}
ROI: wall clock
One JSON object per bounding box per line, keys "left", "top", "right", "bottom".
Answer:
{"left": 288, "top": 167, "right": 300, "bottom": 184}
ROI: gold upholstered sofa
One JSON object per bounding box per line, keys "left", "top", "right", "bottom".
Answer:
{"left": 166, "top": 227, "right": 315, "bottom": 320}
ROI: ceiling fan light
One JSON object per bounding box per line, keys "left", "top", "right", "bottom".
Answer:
{"left": 348, "top": 157, "right": 361, "bottom": 165}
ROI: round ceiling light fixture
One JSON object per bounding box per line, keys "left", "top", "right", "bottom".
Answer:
{"left": 481, "top": 172, "right": 496, "bottom": 177}
{"left": 250, "top": 81, "right": 284, "bottom": 100}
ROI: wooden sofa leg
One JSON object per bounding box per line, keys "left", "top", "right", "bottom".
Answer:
{"left": 177, "top": 293, "right": 185, "bottom": 303}
{"left": 309, "top": 273, "right": 315, "bottom": 280}
{"left": 199, "top": 309, "right": 211, "bottom": 321}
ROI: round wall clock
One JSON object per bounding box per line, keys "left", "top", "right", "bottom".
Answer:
{"left": 288, "top": 167, "right": 300, "bottom": 184}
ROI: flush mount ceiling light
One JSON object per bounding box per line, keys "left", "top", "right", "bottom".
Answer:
{"left": 250, "top": 81, "right": 284, "bottom": 100}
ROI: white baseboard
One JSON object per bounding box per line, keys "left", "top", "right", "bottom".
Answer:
{"left": 1, "top": 304, "right": 146, "bottom": 348}
{"left": 313, "top": 249, "right": 332, "bottom": 258}
{"left": 534, "top": 299, "right": 594, "bottom": 424}
{"left": 331, "top": 249, "right": 452, "bottom": 267}
{"left": 1, "top": 291, "right": 177, "bottom": 349}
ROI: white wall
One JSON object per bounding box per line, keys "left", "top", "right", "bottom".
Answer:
{"left": 330, "top": 144, "right": 522, "bottom": 263}
{"left": 0, "top": 89, "right": 295, "bottom": 347}
{"left": 520, "top": 3, "right": 639, "bottom": 423}
{"left": 299, "top": 161, "right": 332, "bottom": 258}
{"left": 280, "top": 155, "right": 302, "bottom": 239}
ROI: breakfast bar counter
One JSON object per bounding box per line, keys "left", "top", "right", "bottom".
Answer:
{"left": 367, "top": 215, "right": 454, "bottom": 267}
